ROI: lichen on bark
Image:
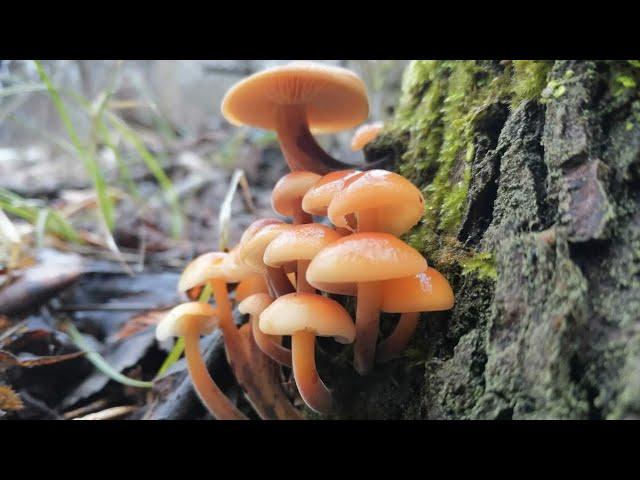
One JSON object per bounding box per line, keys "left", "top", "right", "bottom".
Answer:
{"left": 338, "top": 60, "right": 640, "bottom": 419}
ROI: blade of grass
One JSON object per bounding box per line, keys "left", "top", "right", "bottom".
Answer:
{"left": 34, "top": 60, "right": 116, "bottom": 232}
{"left": 155, "top": 283, "right": 212, "bottom": 378}
{"left": 108, "top": 114, "right": 183, "bottom": 238}
{"left": 218, "top": 169, "right": 255, "bottom": 251}
{"left": 0, "top": 187, "right": 81, "bottom": 243}
{"left": 63, "top": 320, "right": 153, "bottom": 389}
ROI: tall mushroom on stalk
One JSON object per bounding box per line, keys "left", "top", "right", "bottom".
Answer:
{"left": 221, "top": 62, "right": 371, "bottom": 175}
{"left": 156, "top": 302, "right": 247, "bottom": 420}
{"left": 178, "top": 251, "right": 299, "bottom": 419}
{"left": 260, "top": 293, "right": 355, "bottom": 414}
{"left": 328, "top": 169, "right": 425, "bottom": 235}
{"left": 376, "top": 267, "right": 454, "bottom": 363}
{"left": 306, "top": 233, "right": 427, "bottom": 375}
{"left": 350, "top": 121, "right": 384, "bottom": 151}
{"left": 272, "top": 171, "right": 320, "bottom": 225}
{"left": 263, "top": 223, "right": 343, "bottom": 294}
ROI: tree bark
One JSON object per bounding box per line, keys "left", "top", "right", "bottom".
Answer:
{"left": 332, "top": 60, "right": 640, "bottom": 420}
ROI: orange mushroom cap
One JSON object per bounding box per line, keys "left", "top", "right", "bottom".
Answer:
{"left": 178, "top": 252, "right": 231, "bottom": 293}
{"left": 259, "top": 293, "right": 355, "bottom": 344}
{"left": 238, "top": 223, "right": 292, "bottom": 273}
{"left": 156, "top": 302, "right": 219, "bottom": 342}
{"left": 239, "top": 218, "right": 284, "bottom": 246}
{"left": 222, "top": 245, "right": 256, "bottom": 282}
{"left": 237, "top": 292, "right": 274, "bottom": 318}
{"left": 221, "top": 62, "right": 369, "bottom": 135}
{"left": 380, "top": 267, "right": 454, "bottom": 313}
{"left": 301, "top": 169, "right": 363, "bottom": 217}
{"left": 328, "top": 169, "right": 425, "bottom": 236}
{"left": 271, "top": 171, "right": 321, "bottom": 217}
{"left": 306, "top": 232, "right": 427, "bottom": 294}
{"left": 350, "top": 121, "right": 384, "bottom": 151}
{"left": 263, "top": 223, "right": 343, "bottom": 268}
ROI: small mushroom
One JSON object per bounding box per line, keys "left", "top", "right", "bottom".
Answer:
{"left": 350, "top": 121, "right": 384, "bottom": 151}
{"left": 238, "top": 293, "right": 292, "bottom": 368}
{"left": 328, "top": 169, "right": 425, "bottom": 235}
{"left": 221, "top": 62, "right": 370, "bottom": 174}
{"left": 307, "top": 232, "right": 427, "bottom": 375}
{"left": 238, "top": 219, "right": 294, "bottom": 297}
{"left": 156, "top": 302, "right": 247, "bottom": 420}
{"left": 178, "top": 251, "right": 296, "bottom": 419}
{"left": 263, "top": 223, "right": 343, "bottom": 294}
{"left": 260, "top": 293, "right": 355, "bottom": 414}
{"left": 272, "top": 171, "right": 321, "bottom": 225}
{"left": 376, "top": 267, "right": 454, "bottom": 363}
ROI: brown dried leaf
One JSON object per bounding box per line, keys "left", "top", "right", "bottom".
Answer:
{"left": 0, "top": 349, "right": 85, "bottom": 369}
{"left": 0, "top": 385, "right": 24, "bottom": 411}
{"left": 113, "top": 309, "right": 171, "bottom": 340}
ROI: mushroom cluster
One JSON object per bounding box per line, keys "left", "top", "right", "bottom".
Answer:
{"left": 156, "top": 62, "right": 454, "bottom": 419}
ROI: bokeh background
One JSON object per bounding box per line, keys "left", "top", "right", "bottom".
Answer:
{"left": 0, "top": 60, "right": 407, "bottom": 255}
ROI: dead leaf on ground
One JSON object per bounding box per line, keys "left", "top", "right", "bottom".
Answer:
{"left": 112, "top": 308, "right": 171, "bottom": 341}
{"left": 0, "top": 385, "right": 24, "bottom": 411}
{"left": 0, "top": 349, "right": 85, "bottom": 369}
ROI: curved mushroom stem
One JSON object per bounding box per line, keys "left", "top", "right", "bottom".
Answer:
{"left": 183, "top": 322, "right": 247, "bottom": 420}
{"left": 251, "top": 316, "right": 292, "bottom": 367}
{"left": 266, "top": 266, "right": 295, "bottom": 297}
{"left": 356, "top": 208, "right": 378, "bottom": 232}
{"left": 210, "top": 278, "right": 300, "bottom": 419}
{"left": 275, "top": 105, "right": 358, "bottom": 175}
{"left": 376, "top": 312, "right": 420, "bottom": 363}
{"left": 354, "top": 281, "right": 381, "bottom": 375}
{"left": 292, "top": 330, "right": 332, "bottom": 414}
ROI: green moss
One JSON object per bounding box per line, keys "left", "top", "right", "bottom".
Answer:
{"left": 392, "top": 61, "right": 552, "bottom": 270}
{"left": 511, "top": 60, "right": 553, "bottom": 106}
{"left": 460, "top": 252, "right": 497, "bottom": 281}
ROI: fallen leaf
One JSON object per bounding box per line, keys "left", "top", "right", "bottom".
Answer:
{"left": 0, "top": 349, "right": 85, "bottom": 369}
{"left": 0, "top": 385, "right": 24, "bottom": 411}
{"left": 112, "top": 309, "right": 171, "bottom": 341}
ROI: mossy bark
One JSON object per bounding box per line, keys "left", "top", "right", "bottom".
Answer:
{"left": 327, "top": 60, "right": 640, "bottom": 419}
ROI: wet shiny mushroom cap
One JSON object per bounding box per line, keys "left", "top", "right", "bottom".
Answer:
{"left": 238, "top": 223, "right": 292, "bottom": 273}
{"left": 302, "top": 169, "right": 363, "bottom": 217}
{"left": 380, "top": 267, "right": 454, "bottom": 313}
{"left": 259, "top": 293, "right": 355, "bottom": 344}
{"left": 306, "top": 232, "right": 427, "bottom": 294}
{"left": 350, "top": 121, "right": 384, "bottom": 151}
{"left": 328, "top": 169, "right": 425, "bottom": 236}
{"left": 156, "top": 302, "right": 219, "bottom": 342}
{"left": 272, "top": 171, "right": 321, "bottom": 217}
{"left": 263, "top": 223, "right": 343, "bottom": 268}
{"left": 237, "top": 293, "right": 273, "bottom": 317}
{"left": 221, "top": 62, "right": 369, "bottom": 134}
{"left": 178, "top": 252, "right": 231, "bottom": 293}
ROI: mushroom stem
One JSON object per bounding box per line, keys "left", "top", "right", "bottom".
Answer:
{"left": 266, "top": 266, "right": 295, "bottom": 297}
{"left": 297, "top": 259, "right": 315, "bottom": 294}
{"left": 291, "top": 330, "right": 332, "bottom": 414}
{"left": 292, "top": 203, "right": 312, "bottom": 225}
{"left": 354, "top": 281, "right": 382, "bottom": 375}
{"left": 250, "top": 316, "right": 292, "bottom": 367}
{"left": 356, "top": 208, "right": 377, "bottom": 232}
{"left": 275, "top": 105, "right": 361, "bottom": 175}
{"left": 183, "top": 322, "right": 248, "bottom": 420}
{"left": 376, "top": 312, "right": 420, "bottom": 363}
{"left": 210, "top": 278, "right": 300, "bottom": 419}
{"left": 209, "top": 279, "right": 247, "bottom": 358}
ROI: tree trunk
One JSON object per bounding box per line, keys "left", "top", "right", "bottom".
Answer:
{"left": 330, "top": 60, "right": 640, "bottom": 420}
